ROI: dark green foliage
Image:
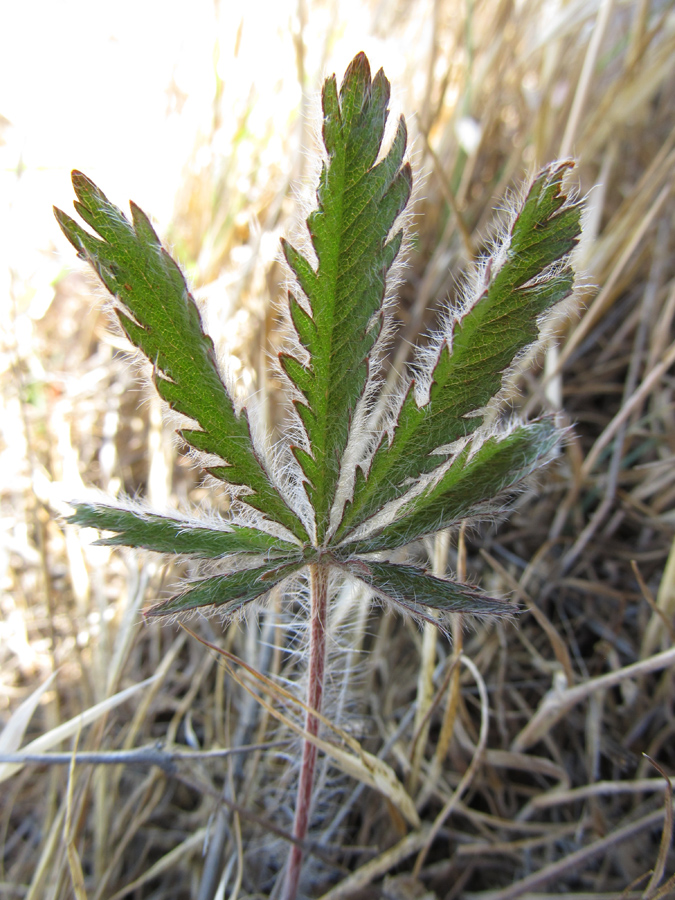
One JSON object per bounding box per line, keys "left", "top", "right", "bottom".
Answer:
{"left": 55, "top": 178, "right": 307, "bottom": 543}
{"left": 341, "top": 419, "right": 561, "bottom": 555}
{"left": 71, "top": 503, "right": 300, "bottom": 557}
{"left": 336, "top": 161, "right": 579, "bottom": 539}
{"left": 280, "top": 53, "right": 412, "bottom": 543}
{"left": 341, "top": 560, "right": 511, "bottom": 623}
{"left": 145, "top": 558, "right": 305, "bottom": 619}
{"left": 55, "top": 53, "right": 581, "bottom": 621}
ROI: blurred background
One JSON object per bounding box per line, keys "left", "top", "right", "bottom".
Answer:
{"left": 2, "top": 0, "right": 675, "bottom": 897}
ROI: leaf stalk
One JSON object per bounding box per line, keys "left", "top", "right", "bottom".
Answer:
{"left": 283, "top": 562, "right": 329, "bottom": 900}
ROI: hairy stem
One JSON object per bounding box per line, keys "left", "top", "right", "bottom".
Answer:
{"left": 283, "top": 562, "right": 329, "bottom": 900}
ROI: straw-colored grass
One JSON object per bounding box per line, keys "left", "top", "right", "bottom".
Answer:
{"left": 2, "top": 1, "right": 675, "bottom": 897}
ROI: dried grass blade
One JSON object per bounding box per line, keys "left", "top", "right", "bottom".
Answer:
{"left": 107, "top": 828, "right": 208, "bottom": 900}
{"left": 0, "top": 671, "right": 57, "bottom": 754}
{"left": 181, "top": 625, "right": 421, "bottom": 828}
{"left": 65, "top": 730, "right": 88, "bottom": 900}
{"left": 0, "top": 674, "right": 160, "bottom": 783}
{"left": 513, "top": 646, "right": 675, "bottom": 751}
{"left": 412, "top": 652, "right": 489, "bottom": 876}
{"left": 643, "top": 755, "right": 673, "bottom": 900}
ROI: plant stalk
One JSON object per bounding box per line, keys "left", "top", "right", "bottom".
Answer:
{"left": 283, "top": 561, "right": 329, "bottom": 900}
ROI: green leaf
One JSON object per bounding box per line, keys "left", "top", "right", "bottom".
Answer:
{"left": 279, "top": 51, "right": 412, "bottom": 543}
{"left": 70, "top": 502, "right": 300, "bottom": 557}
{"left": 336, "top": 161, "right": 580, "bottom": 540}
{"left": 54, "top": 174, "right": 307, "bottom": 542}
{"left": 56, "top": 54, "right": 583, "bottom": 635}
{"left": 347, "top": 559, "right": 511, "bottom": 623}
{"left": 341, "top": 419, "right": 559, "bottom": 555}
{"left": 145, "top": 558, "right": 305, "bottom": 619}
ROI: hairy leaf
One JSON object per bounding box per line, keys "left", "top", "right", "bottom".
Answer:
{"left": 70, "top": 502, "right": 300, "bottom": 558}
{"left": 336, "top": 161, "right": 579, "bottom": 539}
{"left": 145, "top": 558, "right": 304, "bottom": 618}
{"left": 56, "top": 54, "right": 582, "bottom": 625}
{"left": 348, "top": 559, "right": 511, "bottom": 623}
{"left": 54, "top": 175, "right": 306, "bottom": 542}
{"left": 342, "top": 419, "right": 559, "bottom": 555}
{"left": 279, "top": 52, "right": 412, "bottom": 542}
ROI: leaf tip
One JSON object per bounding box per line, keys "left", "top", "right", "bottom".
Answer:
{"left": 52, "top": 205, "right": 69, "bottom": 228}
{"left": 54, "top": 205, "right": 87, "bottom": 256}
{"left": 70, "top": 169, "right": 94, "bottom": 197}
{"left": 344, "top": 50, "right": 370, "bottom": 82}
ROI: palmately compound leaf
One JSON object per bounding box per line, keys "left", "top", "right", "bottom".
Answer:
{"left": 70, "top": 502, "right": 300, "bottom": 558}
{"left": 56, "top": 52, "right": 581, "bottom": 629}
{"left": 279, "top": 51, "right": 412, "bottom": 543}
{"left": 54, "top": 176, "right": 307, "bottom": 543}
{"left": 336, "top": 161, "right": 580, "bottom": 541}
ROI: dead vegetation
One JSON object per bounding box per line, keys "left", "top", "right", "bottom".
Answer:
{"left": 2, "top": 0, "right": 675, "bottom": 898}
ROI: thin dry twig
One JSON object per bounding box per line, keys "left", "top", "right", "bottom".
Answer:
{"left": 412, "top": 652, "right": 489, "bottom": 876}
{"left": 468, "top": 804, "right": 675, "bottom": 900}
{"left": 513, "top": 646, "right": 675, "bottom": 751}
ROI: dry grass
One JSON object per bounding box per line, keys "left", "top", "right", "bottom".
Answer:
{"left": 2, "top": 1, "right": 675, "bottom": 898}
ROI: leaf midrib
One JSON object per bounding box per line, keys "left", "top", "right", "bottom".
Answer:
{"left": 312, "top": 122, "right": 352, "bottom": 545}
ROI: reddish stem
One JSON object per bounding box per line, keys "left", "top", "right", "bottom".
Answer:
{"left": 282, "top": 562, "right": 328, "bottom": 900}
